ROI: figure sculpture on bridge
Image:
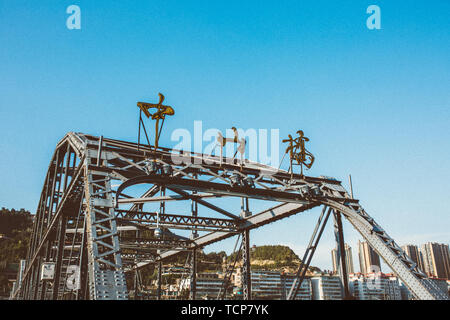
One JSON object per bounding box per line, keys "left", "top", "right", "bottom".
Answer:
{"left": 137, "top": 93, "right": 175, "bottom": 150}
{"left": 282, "top": 130, "right": 315, "bottom": 176}
{"left": 217, "top": 127, "right": 246, "bottom": 165}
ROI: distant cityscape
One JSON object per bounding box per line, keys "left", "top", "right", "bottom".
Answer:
{"left": 108, "top": 241, "right": 450, "bottom": 300}
{"left": 2, "top": 207, "right": 449, "bottom": 300}
{"left": 175, "top": 241, "right": 450, "bottom": 300}
{"left": 331, "top": 241, "right": 450, "bottom": 300}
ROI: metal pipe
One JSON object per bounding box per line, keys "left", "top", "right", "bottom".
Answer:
{"left": 348, "top": 174, "right": 354, "bottom": 199}
{"left": 96, "top": 135, "right": 104, "bottom": 166}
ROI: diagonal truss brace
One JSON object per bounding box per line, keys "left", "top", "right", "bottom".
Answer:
{"left": 323, "top": 198, "right": 449, "bottom": 300}
{"left": 287, "top": 206, "right": 332, "bottom": 300}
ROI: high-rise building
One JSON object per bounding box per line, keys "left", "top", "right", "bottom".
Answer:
{"left": 348, "top": 272, "right": 402, "bottom": 300}
{"left": 331, "top": 243, "right": 354, "bottom": 275}
{"left": 225, "top": 270, "right": 314, "bottom": 300}
{"left": 251, "top": 270, "right": 282, "bottom": 299}
{"left": 358, "top": 241, "right": 382, "bottom": 274}
{"left": 250, "top": 270, "right": 312, "bottom": 300}
{"left": 401, "top": 244, "right": 425, "bottom": 272}
{"left": 420, "top": 242, "right": 450, "bottom": 280}
{"left": 310, "top": 274, "right": 342, "bottom": 300}
{"left": 180, "top": 273, "right": 226, "bottom": 299}
{"left": 281, "top": 273, "right": 311, "bottom": 300}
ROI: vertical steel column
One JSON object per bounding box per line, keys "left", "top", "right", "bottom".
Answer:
{"left": 96, "top": 136, "right": 104, "bottom": 166}
{"left": 52, "top": 216, "right": 68, "bottom": 299}
{"left": 23, "top": 266, "right": 32, "bottom": 299}
{"left": 189, "top": 249, "right": 197, "bottom": 300}
{"left": 348, "top": 174, "right": 354, "bottom": 199}
{"left": 76, "top": 215, "right": 87, "bottom": 300}
{"left": 46, "top": 149, "right": 63, "bottom": 228}
{"left": 59, "top": 205, "right": 83, "bottom": 300}
{"left": 62, "top": 146, "right": 72, "bottom": 191}
{"left": 39, "top": 241, "right": 53, "bottom": 300}
{"left": 240, "top": 197, "right": 251, "bottom": 218}
{"left": 242, "top": 229, "right": 251, "bottom": 300}
{"left": 32, "top": 257, "right": 42, "bottom": 300}
{"left": 217, "top": 234, "right": 242, "bottom": 300}
{"left": 157, "top": 261, "right": 162, "bottom": 300}
{"left": 280, "top": 273, "right": 286, "bottom": 300}
{"left": 189, "top": 177, "right": 198, "bottom": 300}
{"left": 191, "top": 180, "right": 198, "bottom": 239}
{"left": 333, "top": 210, "right": 350, "bottom": 299}
{"left": 24, "top": 263, "right": 37, "bottom": 300}
{"left": 83, "top": 150, "right": 128, "bottom": 300}
{"left": 134, "top": 270, "right": 139, "bottom": 300}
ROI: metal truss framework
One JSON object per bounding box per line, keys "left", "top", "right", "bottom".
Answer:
{"left": 11, "top": 132, "right": 448, "bottom": 300}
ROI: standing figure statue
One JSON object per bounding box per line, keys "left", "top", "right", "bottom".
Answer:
{"left": 282, "top": 130, "right": 315, "bottom": 175}
{"left": 137, "top": 93, "right": 175, "bottom": 150}
{"left": 216, "top": 127, "right": 246, "bottom": 165}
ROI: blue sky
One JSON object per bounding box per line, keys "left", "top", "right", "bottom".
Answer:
{"left": 0, "top": 1, "right": 449, "bottom": 270}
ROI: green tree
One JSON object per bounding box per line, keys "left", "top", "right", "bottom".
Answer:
{"left": 0, "top": 208, "right": 33, "bottom": 296}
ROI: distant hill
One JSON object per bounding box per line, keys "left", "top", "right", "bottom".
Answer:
{"left": 0, "top": 208, "right": 322, "bottom": 293}
{"left": 251, "top": 245, "right": 299, "bottom": 262}
{"left": 227, "top": 244, "right": 321, "bottom": 273}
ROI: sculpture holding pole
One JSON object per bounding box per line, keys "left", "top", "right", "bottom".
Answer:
{"left": 282, "top": 130, "right": 315, "bottom": 176}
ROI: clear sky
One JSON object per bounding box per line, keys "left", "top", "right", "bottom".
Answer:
{"left": 0, "top": 1, "right": 449, "bottom": 271}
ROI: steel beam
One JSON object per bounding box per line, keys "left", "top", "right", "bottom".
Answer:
{"left": 333, "top": 210, "right": 350, "bottom": 299}
{"left": 83, "top": 162, "right": 128, "bottom": 299}
{"left": 324, "top": 199, "right": 449, "bottom": 300}
{"left": 189, "top": 249, "right": 197, "bottom": 300}
{"left": 157, "top": 261, "right": 162, "bottom": 300}
{"left": 242, "top": 229, "right": 251, "bottom": 300}
{"left": 287, "top": 206, "right": 331, "bottom": 300}
{"left": 52, "top": 216, "right": 67, "bottom": 299}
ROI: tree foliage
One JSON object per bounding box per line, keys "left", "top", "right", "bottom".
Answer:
{"left": 0, "top": 208, "right": 33, "bottom": 296}
{"left": 0, "top": 207, "right": 32, "bottom": 237}
{"left": 251, "top": 245, "right": 299, "bottom": 262}
{"left": 0, "top": 208, "right": 321, "bottom": 295}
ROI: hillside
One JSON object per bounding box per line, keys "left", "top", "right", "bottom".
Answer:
{"left": 242, "top": 245, "right": 320, "bottom": 273}
{"left": 0, "top": 208, "right": 33, "bottom": 296}
{"left": 0, "top": 208, "right": 321, "bottom": 292}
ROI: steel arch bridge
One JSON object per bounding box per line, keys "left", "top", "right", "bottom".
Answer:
{"left": 10, "top": 132, "right": 448, "bottom": 300}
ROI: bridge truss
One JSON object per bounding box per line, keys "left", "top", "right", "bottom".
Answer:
{"left": 10, "top": 132, "right": 448, "bottom": 300}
